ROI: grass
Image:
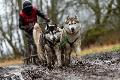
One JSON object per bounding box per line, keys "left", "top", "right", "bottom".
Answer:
{"left": 0, "top": 58, "right": 23, "bottom": 67}
{"left": 0, "top": 43, "right": 120, "bottom": 67}
{"left": 72, "top": 43, "right": 120, "bottom": 57}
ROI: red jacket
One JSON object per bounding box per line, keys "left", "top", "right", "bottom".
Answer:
{"left": 19, "top": 7, "right": 37, "bottom": 26}
{"left": 19, "top": 7, "right": 48, "bottom": 33}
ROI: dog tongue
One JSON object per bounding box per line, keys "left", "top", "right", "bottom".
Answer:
{"left": 71, "top": 32, "right": 75, "bottom": 34}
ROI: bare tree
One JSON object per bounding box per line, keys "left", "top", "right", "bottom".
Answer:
{"left": 77, "top": 0, "right": 114, "bottom": 27}
{"left": 0, "top": 0, "right": 22, "bottom": 58}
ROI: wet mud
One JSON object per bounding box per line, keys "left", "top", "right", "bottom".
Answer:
{"left": 0, "top": 51, "right": 120, "bottom": 80}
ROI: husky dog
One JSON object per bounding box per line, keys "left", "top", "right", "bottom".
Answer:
{"left": 33, "top": 23, "right": 46, "bottom": 64}
{"left": 33, "top": 23, "right": 62, "bottom": 68}
{"left": 44, "top": 24, "right": 62, "bottom": 68}
{"left": 60, "top": 16, "right": 82, "bottom": 66}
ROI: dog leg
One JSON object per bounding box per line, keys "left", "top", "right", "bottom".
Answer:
{"left": 44, "top": 45, "right": 53, "bottom": 69}
{"left": 64, "top": 44, "right": 71, "bottom": 66}
{"left": 37, "top": 45, "right": 46, "bottom": 61}
{"left": 74, "top": 40, "right": 81, "bottom": 59}
{"left": 55, "top": 47, "right": 62, "bottom": 67}
{"left": 75, "top": 46, "right": 81, "bottom": 56}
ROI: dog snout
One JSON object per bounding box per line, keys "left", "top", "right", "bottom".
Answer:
{"left": 71, "top": 27, "right": 74, "bottom": 32}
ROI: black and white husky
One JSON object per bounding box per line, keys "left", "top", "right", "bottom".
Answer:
{"left": 44, "top": 24, "right": 62, "bottom": 68}
{"left": 33, "top": 23, "right": 62, "bottom": 68}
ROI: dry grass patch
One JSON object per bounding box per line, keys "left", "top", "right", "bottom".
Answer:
{"left": 0, "top": 58, "right": 23, "bottom": 67}
{"left": 80, "top": 44, "right": 120, "bottom": 56}
{"left": 72, "top": 43, "right": 120, "bottom": 57}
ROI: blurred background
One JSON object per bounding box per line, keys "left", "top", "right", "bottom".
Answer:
{"left": 0, "top": 0, "right": 120, "bottom": 62}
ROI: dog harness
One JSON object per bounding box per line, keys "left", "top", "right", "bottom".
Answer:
{"left": 60, "top": 35, "right": 78, "bottom": 49}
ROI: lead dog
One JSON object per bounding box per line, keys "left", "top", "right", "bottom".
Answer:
{"left": 44, "top": 24, "right": 62, "bottom": 68}
{"left": 60, "top": 16, "right": 82, "bottom": 66}
{"left": 33, "top": 23, "right": 62, "bottom": 68}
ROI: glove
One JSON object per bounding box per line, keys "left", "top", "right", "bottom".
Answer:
{"left": 46, "top": 18, "right": 50, "bottom": 22}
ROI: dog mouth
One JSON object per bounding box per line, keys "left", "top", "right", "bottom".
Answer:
{"left": 71, "top": 30, "right": 75, "bottom": 34}
{"left": 71, "top": 28, "right": 75, "bottom": 33}
{"left": 66, "top": 29, "right": 78, "bottom": 35}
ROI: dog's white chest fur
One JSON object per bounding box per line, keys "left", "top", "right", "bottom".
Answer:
{"left": 63, "top": 28, "right": 81, "bottom": 43}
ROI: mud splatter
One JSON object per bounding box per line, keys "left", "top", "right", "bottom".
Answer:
{"left": 0, "top": 51, "right": 120, "bottom": 80}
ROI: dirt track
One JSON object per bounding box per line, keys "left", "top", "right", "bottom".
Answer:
{"left": 0, "top": 51, "right": 120, "bottom": 80}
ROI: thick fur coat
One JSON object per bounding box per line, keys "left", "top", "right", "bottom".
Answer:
{"left": 33, "top": 23, "right": 46, "bottom": 63}
{"left": 60, "top": 16, "right": 81, "bottom": 66}
{"left": 33, "top": 23, "right": 62, "bottom": 67}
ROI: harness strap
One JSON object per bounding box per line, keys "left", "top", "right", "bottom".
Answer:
{"left": 67, "top": 37, "right": 78, "bottom": 47}
{"left": 60, "top": 35, "right": 78, "bottom": 49}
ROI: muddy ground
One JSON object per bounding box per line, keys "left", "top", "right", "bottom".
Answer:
{"left": 0, "top": 51, "right": 120, "bottom": 80}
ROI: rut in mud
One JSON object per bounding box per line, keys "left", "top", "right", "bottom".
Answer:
{"left": 0, "top": 51, "right": 120, "bottom": 80}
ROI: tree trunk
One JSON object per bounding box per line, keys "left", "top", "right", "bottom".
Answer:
{"left": 50, "top": 0, "right": 58, "bottom": 24}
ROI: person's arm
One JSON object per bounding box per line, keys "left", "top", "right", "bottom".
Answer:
{"left": 19, "top": 16, "right": 25, "bottom": 30}
{"left": 36, "top": 9, "right": 50, "bottom": 22}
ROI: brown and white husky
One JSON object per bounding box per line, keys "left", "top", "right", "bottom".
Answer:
{"left": 33, "top": 23, "right": 46, "bottom": 64}
{"left": 60, "top": 16, "right": 82, "bottom": 66}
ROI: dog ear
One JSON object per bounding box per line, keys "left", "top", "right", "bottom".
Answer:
{"left": 74, "top": 15, "right": 80, "bottom": 23}
{"left": 75, "top": 15, "right": 77, "bottom": 19}
{"left": 54, "top": 24, "right": 57, "bottom": 28}
{"left": 67, "top": 15, "right": 69, "bottom": 20}
{"left": 65, "top": 15, "right": 69, "bottom": 24}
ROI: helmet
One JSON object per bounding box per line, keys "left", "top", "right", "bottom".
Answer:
{"left": 23, "top": 1, "right": 32, "bottom": 13}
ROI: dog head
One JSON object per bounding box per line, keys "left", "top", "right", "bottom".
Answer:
{"left": 64, "top": 15, "right": 81, "bottom": 34}
{"left": 44, "top": 24, "right": 61, "bottom": 44}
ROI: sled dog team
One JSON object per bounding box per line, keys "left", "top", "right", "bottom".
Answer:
{"left": 33, "top": 16, "right": 82, "bottom": 68}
